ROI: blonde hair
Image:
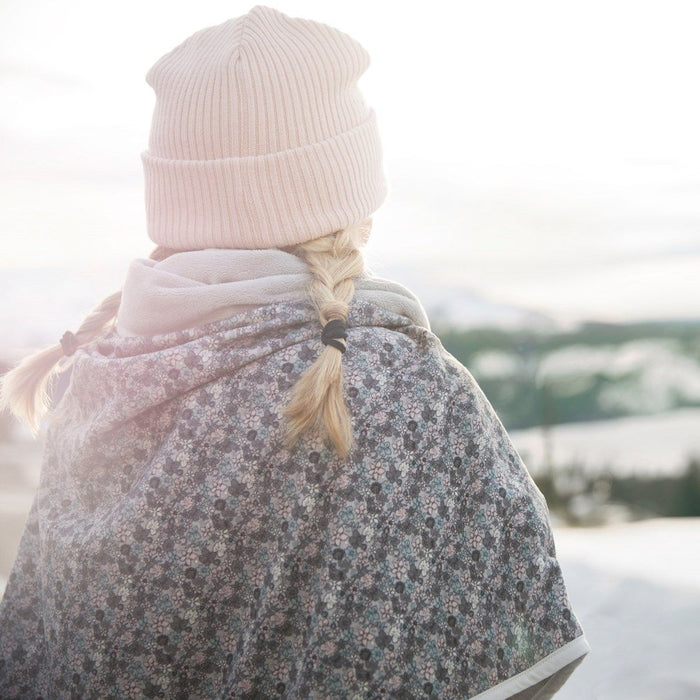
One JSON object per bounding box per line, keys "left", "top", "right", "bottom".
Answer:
{"left": 0, "top": 222, "right": 368, "bottom": 458}
{"left": 281, "top": 219, "right": 368, "bottom": 460}
{"left": 0, "top": 245, "right": 176, "bottom": 436}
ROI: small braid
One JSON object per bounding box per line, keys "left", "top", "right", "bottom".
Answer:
{"left": 281, "top": 219, "right": 370, "bottom": 459}
{"left": 1, "top": 224, "right": 369, "bottom": 459}
{"left": 0, "top": 246, "right": 176, "bottom": 435}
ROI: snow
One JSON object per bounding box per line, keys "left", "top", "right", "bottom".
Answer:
{"left": 510, "top": 407, "right": 700, "bottom": 477}
{"left": 470, "top": 350, "right": 522, "bottom": 379}
{"left": 552, "top": 518, "right": 700, "bottom": 699}
{"left": 554, "top": 518, "right": 700, "bottom": 592}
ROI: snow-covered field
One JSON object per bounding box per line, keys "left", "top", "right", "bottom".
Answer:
{"left": 553, "top": 518, "right": 700, "bottom": 699}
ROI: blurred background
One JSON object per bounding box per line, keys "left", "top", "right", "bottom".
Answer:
{"left": 1, "top": 1, "right": 699, "bottom": 697}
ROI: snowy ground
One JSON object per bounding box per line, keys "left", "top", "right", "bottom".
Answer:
{"left": 552, "top": 518, "right": 700, "bottom": 699}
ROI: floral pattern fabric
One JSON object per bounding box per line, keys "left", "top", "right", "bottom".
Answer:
{"left": 0, "top": 298, "right": 587, "bottom": 698}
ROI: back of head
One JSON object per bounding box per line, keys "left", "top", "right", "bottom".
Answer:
{"left": 1, "top": 6, "right": 388, "bottom": 460}
{"left": 141, "top": 5, "right": 391, "bottom": 458}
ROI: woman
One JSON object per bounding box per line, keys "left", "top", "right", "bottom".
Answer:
{"left": 0, "top": 5, "right": 589, "bottom": 698}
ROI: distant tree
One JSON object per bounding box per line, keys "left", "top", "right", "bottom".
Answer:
{"left": 673, "top": 457, "right": 700, "bottom": 517}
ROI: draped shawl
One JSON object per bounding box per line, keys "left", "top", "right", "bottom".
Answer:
{"left": 0, "top": 258, "right": 589, "bottom": 698}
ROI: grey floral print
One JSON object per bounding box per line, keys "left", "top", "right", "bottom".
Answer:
{"left": 0, "top": 298, "right": 587, "bottom": 698}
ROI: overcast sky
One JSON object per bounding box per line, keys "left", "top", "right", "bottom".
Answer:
{"left": 1, "top": 0, "right": 699, "bottom": 326}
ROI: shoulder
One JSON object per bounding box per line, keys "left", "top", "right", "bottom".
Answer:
{"left": 345, "top": 322, "right": 467, "bottom": 415}
{"left": 345, "top": 320, "right": 546, "bottom": 518}
{"left": 348, "top": 314, "right": 466, "bottom": 385}
{"left": 346, "top": 318, "right": 484, "bottom": 422}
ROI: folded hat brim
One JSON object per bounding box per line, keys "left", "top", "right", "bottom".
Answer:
{"left": 141, "top": 110, "right": 388, "bottom": 250}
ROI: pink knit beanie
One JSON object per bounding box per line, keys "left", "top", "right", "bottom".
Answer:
{"left": 141, "top": 5, "right": 388, "bottom": 250}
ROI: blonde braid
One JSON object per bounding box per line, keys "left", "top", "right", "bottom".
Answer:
{"left": 0, "top": 246, "right": 176, "bottom": 435}
{"left": 282, "top": 219, "right": 370, "bottom": 460}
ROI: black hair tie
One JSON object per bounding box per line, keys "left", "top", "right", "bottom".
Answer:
{"left": 60, "top": 330, "right": 79, "bottom": 357}
{"left": 321, "top": 319, "right": 347, "bottom": 354}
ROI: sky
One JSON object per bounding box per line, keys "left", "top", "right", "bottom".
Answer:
{"left": 1, "top": 0, "right": 699, "bottom": 330}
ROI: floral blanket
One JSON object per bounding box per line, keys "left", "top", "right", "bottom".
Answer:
{"left": 0, "top": 297, "right": 589, "bottom": 698}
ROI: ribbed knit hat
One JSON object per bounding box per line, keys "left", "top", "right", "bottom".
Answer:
{"left": 141, "top": 5, "right": 388, "bottom": 250}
